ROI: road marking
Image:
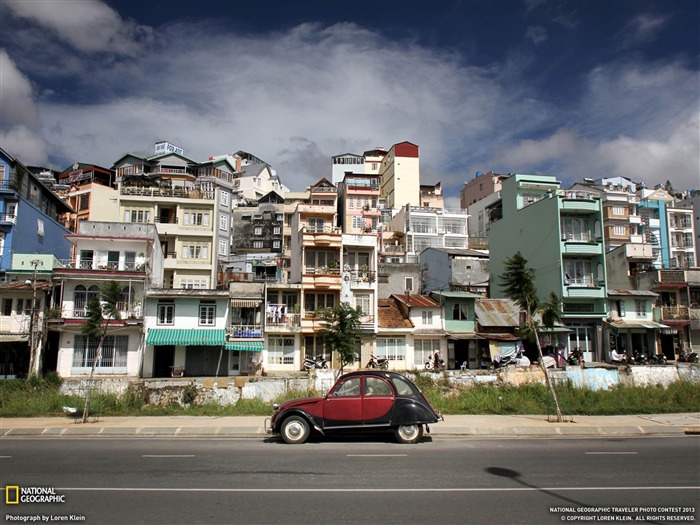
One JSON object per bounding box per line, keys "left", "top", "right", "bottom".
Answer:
{"left": 57, "top": 486, "right": 698, "bottom": 493}
{"left": 585, "top": 452, "right": 638, "bottom": 455}
{"left": 0, "top": 456, "right": 11, "bottom": 458}
{"left": 142, "top": 454, "right": 195, "bottom": 458}
{"left": 347, "top": 454, "right": 408, "bottom": 457}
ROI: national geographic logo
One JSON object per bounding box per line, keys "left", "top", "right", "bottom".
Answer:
{"left": 5, "top": 486, "right": 66, "bottom": 504}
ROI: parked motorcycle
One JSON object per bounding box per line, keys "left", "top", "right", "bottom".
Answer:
{"left": 303, "top": 354, "right": 328, "bottom": 370}
{"left": 567, "top": 347, "right": 585, "bottom": 366}
{"left": 631, "top": 350, "right": 648, "bottom": 365}
{"left": 648, "top": 353, "right": 668, "bottom": 365}
{"left": 366, "top": 354, "right": 389, "bottom": 370}
{"left": 610, "top": 351, "right": 628, "bottom": 366}
{"left": 425, "top": 357, "right": 445, "bottom": 371}
{"left": 677, "top": 348, "right": 699, "bottom": 363}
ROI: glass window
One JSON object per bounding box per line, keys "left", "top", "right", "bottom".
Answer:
{"left": 364, "top": 377, "right": 393, "bottom": 396}
{"left": 72, "top": 335, "right": 128, "bottom": 370}
{"left": 333, "top": 377, "right": 361, "bottom": 397}
{"left": 422, "top": 310, "right": 433, "bottom": 325}
{"left": 220, "top": 191, "right": 229, "bottom": 207}
{"left": 158, "top": 303, "right": 174, "bottom": 325}
{"left": 268, "top": 337, "right": 294, "bottom": 365}
{"left": 377, "top": 337, "right": 406, "bottom": 361}
{"left": 199, "top": 304, "right": 216, "bottom": 325}
{"left": 452, "top": 303, "right": 469, "bottom": 320}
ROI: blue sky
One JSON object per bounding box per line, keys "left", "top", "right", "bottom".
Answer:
{"left": 1, "top": 0, "right": 698, "bottom": 205}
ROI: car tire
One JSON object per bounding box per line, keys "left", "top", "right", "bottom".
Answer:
{"left": 394, "top": 424, "right": 423, "bottom": 444}
{"left": 281, "top": 415, "right": 310, "bottom": 444}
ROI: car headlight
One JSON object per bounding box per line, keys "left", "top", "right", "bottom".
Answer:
{"left": 272, "top": 403, "right": 280, "bottom": 410}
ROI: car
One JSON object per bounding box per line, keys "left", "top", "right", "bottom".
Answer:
{"left": 265, "top": 370, "right": 443, "bottom": 444}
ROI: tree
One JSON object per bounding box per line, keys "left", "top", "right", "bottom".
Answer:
{"left": 80, "top": 281, "right": 122, "bottom": 422}
{"left": 499, "top": 252, "right": 564, "bottom": 422}
{"left": 317, "top": 303, "right": 363, "bottom": 376}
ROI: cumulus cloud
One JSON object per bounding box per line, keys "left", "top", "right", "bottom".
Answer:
{"left": 0, "top": 49, "right": 38, "bottom": 128}
{"left": 3, "top": 0, "right": 154, "bottom": 55}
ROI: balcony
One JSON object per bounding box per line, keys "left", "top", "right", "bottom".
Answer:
{"left": 656, "top": 306, "right": 690, "bottom": 322}
{"left": 56, "top": 259, "right": 147, "bottom": 273}
{"left": 265, "top": 308, "right": 301, "bottom": 332}
{"left": 0, "top": 212, "right": 17, "bottom": 224}
{"left": 229, "top": 325, "right": 263, "bottom": 339}
{"left": 302, "top": 266, "right": 342, "bottom": 288}
{"left": 346, "top": 270, "right": 376, "bottom": 287}
{"left": 120, "top": 186, "right": 213, "bottom": 200}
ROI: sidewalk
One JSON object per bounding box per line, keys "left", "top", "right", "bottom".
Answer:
{"left": 2, "top": 413, "right": 698, "bottom": 438}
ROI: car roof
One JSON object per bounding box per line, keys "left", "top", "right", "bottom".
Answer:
{"left": 339, "top": 370, "right": 412, "bottom": 381}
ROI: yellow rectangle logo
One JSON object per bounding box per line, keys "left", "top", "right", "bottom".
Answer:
{"left": 5, "top": 485, "right": 19, "bottom": 504}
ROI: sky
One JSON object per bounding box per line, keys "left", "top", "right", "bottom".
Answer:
{"left": 1, "top": 0, "right": 698, "bottom": 207}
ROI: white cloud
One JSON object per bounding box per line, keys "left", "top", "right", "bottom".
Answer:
{"left": 619, "top": 13, "right": 669, "bottom": 47}
{"left": 525, "top": 26, "right": 548, "bottom": 45}
{"left": 3, "top": 0, "right": 153, "bottom": 55}
{"left": 0, "top": 49, "right": 38, "bottom": 128}
{"left": 0, "top": 125, "right": 49, "bottom": 165}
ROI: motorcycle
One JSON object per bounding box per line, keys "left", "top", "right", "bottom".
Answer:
{"left": 303, "top": 354, "right": 328, "bottom": 370}
{"left": 610, "top": 351, "right": 628, "bottom": 366}
{"left": 425, "top": 357, "right": 445, "bottom": 371}
{"left": 648, "top": 353, "right": 668, "bottom": 365}
{"left": 677, "top": 348, "right": 699, "bottom": 363}
{"left": 567, "top": 347, "right": 585, "bottom": 366}
{"left": 631, "top": 350, "right": 648, "bottom": 365}
{"left": 366, "top": 354, "right": 389, "bottom": 370}
{"left": 481, "top": 353, "right": 516, "bottom": 371}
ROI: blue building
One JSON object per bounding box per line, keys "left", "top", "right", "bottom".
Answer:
{"left": 0, "top": 148, "right": 73, "bottom": 273}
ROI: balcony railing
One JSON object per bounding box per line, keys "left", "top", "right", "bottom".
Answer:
{"left": 347, "top": 270, "right": 376, "bottom": 284}
{"left": 564, "top": 274, "right": 600, "bottom": 287}
{"left": 56, "top": 259, "right": 146, "bottom": 272}
{"left": 229, "top": 325, "right": 263, "bottom": 338}
{"left": 120, "top": 187, "right": 213, "bottom": 199}
{"left": 304, "top": 266, "right": 341, "bottom": 275}
{"left": 659, "top": 306, "right": 690, "bottom": 321}
{"left": 562, "top": 232, "right": 594, "bottom": 242}
{"left": 0, "top": 212, "right": 17, "bottom": 223}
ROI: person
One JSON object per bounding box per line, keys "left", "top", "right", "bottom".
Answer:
{"left": 434, "top": 350, "right": 440, "bottom": 369}
{"left": 611, "top": 349, "right": 626, "bottom": 364}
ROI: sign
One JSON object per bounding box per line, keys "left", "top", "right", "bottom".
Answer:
{"left": 154, "top": 141, "right": 184, "bottom": 156}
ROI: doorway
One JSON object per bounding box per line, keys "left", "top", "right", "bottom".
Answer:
{"left": 153, "top": 345, "right": 175, "bottom": 377}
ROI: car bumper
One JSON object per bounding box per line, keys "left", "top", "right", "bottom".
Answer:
{"left": 264, "top": 417, "right": 273, "bottom": 434}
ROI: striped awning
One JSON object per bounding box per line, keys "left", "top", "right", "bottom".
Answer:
{"left": 146, "top": 329, "right": 226, "bottom": 346}
{"left": 230, "top": 299, "right": 262, "bottom": 308}
{"left": 225, "top": 341, "right": 264, "bottom": 352}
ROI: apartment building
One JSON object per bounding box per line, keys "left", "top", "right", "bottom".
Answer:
{"left": 55, "top": 162, "right": 117, "bottom": 233}
{"left": 379, "top": 141, "right": 420, "bottom": 210}
{"left": 489, "top": 174, "right": 608, "bottom": 362}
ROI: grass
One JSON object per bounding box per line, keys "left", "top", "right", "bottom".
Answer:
{"left": 1, "top": 374, "right": 698, "bottom": 418}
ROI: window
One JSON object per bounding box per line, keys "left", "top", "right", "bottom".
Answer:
{"left": 334, "top": 377, "right": 361, "bottom": 397}
{"left": 273, "top": 226, "right": 281, "bottom": 235}
{"left": 365, "top": 376, "right": 393, "bottom": 396}
{"left": 272, "top": 240, "right": 281, "bottom": 249}
{"left": 72, "top": 335, "right": 128, "bottom": 371}
{"left": 405, "top": 277, "right": 414, "bottom": 292}
{"left": 268, "top": 337, "right": 294, "bottom": 365}
{"left": 199, "top": 303, "right": 216, "bottom": 325}
{"left": 452, "top": 303, "right": 469, "bottom": 320}
{"left": 377, "top": 337, "right": 406, "bottom": 361}
{"left": 422, "top": 310, "right": 433, "bottom": 325}
{"left": 0, "top": 232, "right": 4, "bottom": 257}
{"left": 74, "top": 284, "right": 100, "bottom": 317}
{"left": 219, "top": 240, "right": 228, "bottom": 255}
{"left": 254, "top": 226, "right": 262, "bottom": 235}
{"left": 635, "top": 300, "right": 646, "bottom": 318}
{"left": 304, "top": 292, "right": 335, "bottom": 314}
{"left": 219, "top": 215, "right": 228, "bottom": 231}
{"left": 181, "top": 243, "right": 209, "bottom": 260}
{"left": 612, "top": 206, "right": 626, "bottom": 216}
{"left": 183, "top": 210, "right": 210, "bottom": 226}
{"left": 37, "top": 218, "right": 44, "bottom": 237}
{"left": 124, "top": 209, "right": 151, "bottom": 223}
{"left": 564, "top": 259, "right": 593, "bottom": 286}
{"left": 613, "top": 225, "right": 627, "bottom": 236}
{"left": 124, "top": 251, "right": 136, "bottom": 270}
{"left": 253, "top": 240, "right": 263, "bottom": 249}
{"left": 79, "top": 193, "right": 89, "bottom": 210}
{"left": 355, "top": 294, "right": 370, "bottom": 315}
{"left": 348, "top": 199, "right": 354, "bottom": 209}
{"left": 179, "top": 279, "right": 207, "bottom": 289}
{"left": 220, "top": 191, "right": 229, "bottom": 207}
{"left": 414, "top": 339, "right": 440, "bottom": 366}
{"left": 158, "top": 303, "right": 174, "bottom": 325}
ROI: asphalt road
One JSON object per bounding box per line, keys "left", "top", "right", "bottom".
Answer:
{"left": 1, "top": 435, "right": 698, "bottom": 525}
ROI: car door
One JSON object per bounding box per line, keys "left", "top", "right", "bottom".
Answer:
{"left": 323, "top": 376, "right": 363, "bottom": 429}
{"left": 362, "top": 375, "right": 395, "bottom": 427}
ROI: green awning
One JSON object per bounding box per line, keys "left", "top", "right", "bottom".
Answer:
{"left": 225, "top": 341, "right": 264, "bottom": 352}
{"left": 146, "top": 329, "right": 226, "bottom": 346}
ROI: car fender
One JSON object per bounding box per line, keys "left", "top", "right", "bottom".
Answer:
{"left": 277, "top": 408, "right": 325, "bottom": 435}
{"left": 391, "top": 398, "right": 439, "bottom": 425}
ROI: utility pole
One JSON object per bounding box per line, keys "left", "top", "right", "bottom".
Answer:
{"left": 27, "top": 259, "right": 44, "bottom": 377}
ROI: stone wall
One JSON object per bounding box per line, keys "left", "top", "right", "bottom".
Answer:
{"left": 60, "top": 365, "right": 698, "bottom": 406}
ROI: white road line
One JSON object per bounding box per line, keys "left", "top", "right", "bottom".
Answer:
{"left": 142, "top": 454, "right": 196, "bottom": 458}
{"left": 347, "top": 454, "right": 408, "bottom": 457}
{"left": 585, "top": 452, "right": 638, "bottom": 455}
{"left": 57, "top": 486, "right": 699, "bottom": 493}
{"left": 0, "top": 456, "right": 12, "bottom": 458}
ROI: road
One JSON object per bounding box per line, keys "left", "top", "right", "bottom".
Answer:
{"left": 1, "top": 435, "right": 698, "bottom": 524}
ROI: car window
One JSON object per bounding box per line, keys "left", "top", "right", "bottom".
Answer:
{"left": 333, "top": 377, "right": 361, "bottom": 397}
{"left": 364, "top": 376, "right": 394, "bottom": 397}
{"left": 391, "top": 376, "right": 415, "bottom": 396}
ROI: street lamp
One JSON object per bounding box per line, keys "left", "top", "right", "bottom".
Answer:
{"left": 27, "top": 259, "right": 43, "bottom": 376}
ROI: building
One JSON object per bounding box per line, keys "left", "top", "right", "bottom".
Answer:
{"left": 489, "top": 174, "right": 608, "bottom": 362}
{"left": 0, "top": 148, "right": 73, "bottom": 273}
{"left": 55, "top": 162, "right": 117, "bottom": 233}
{"left": 429, "top": 291, "right": 482, "bottom": 369}
{"left": 331, "top": 153, "right": 365, "bottom": 185}
{"left": 379, "top": 141, "right": 420, "bottom": 210}
{"left": 390, "top": 293, "right": 445, "bottom": 370}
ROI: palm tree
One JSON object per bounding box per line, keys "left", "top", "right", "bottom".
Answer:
{"left": 80, "top": 281, "right": 122, "bottom": 422}
{"left": 317, "top": 303, "right": 363, "bottom": 376}
{"left": 499, "top": 252, "right": 564, "bottom": 422}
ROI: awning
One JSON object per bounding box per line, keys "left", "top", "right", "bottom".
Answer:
{"left": 0, "top": 334, "right": 29, "bottom": 342}
{"left": 538, "top": 326, "right": 572, "bottom": 333}
{"left": 225, "top": 341, "right": 264, "bottom": 352}
{"left": 447, "top": 333, "right": 482, "bottom": 340}
{"left": 146, "top": 329, "right": 226, "bottom": 346}
{"left": 605, "top": 320, "right": 670, "bottom": 330}
{"left": 478, "top": 333, "right": 519, "bottom": 341}
{"left": 230, "top": 299, "right": 262, "bottom": 308}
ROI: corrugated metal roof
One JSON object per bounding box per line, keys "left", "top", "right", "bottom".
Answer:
{"left": 608, "top": 289, "right": 658, "bottom": 297}
{"left": 475, "top": 299, "right": 520, "bottom": 327}
{"left": 392, "top": 294, "right": 440, "bottom": 308}
{"left": 146, "top": 329, "right": 226, "bottom": 346}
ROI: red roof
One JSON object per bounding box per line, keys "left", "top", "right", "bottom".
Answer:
{"left": 392, "top": 294, "right": 440, "bottom": 308}
{"left": 377, "top": 299, "right": 413, "bottom": 329}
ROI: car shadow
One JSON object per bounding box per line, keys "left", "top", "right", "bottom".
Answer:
{"left": 264, "top": 432, "right": 434, "bottom": 445}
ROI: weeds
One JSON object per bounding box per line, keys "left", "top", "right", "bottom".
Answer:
{"left": 1, "top": 376, "right": 697, "bottom": 418}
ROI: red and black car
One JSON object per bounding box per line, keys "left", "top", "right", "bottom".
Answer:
{"left": 265, "top": 370, "right": 443, "bottom": 444}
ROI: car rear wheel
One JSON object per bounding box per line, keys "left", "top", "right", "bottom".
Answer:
{"left": 394, "top": 424, "right": 423, "bottom": 444}
{"left": 281, "top": 415, "right": 310, "bottom": 444}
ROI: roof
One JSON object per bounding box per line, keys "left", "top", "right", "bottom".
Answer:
{"left": 391, "top": 294, "right": 440, "bottom": 308}
{"left": 377, "top": 299, "right": 413, "bottom": 329}
{"left": 608, "top": 289, "right": 659, "bottom": 298}
{"left": 430, "top": 291, "right": 483, "bottom": 300}
{"left": 424, "top": 248, "right": 489, "bottom": 258}
{"left": 605, "top": 319, "right": 669, "bottom": 330}
{"left": 475, "top": 299, "right": 520, "bottom": 327}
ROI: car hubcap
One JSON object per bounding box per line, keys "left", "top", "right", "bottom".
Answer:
{"left": 399, "top": 425, "right": 417, "bottom": 440}
{"left": 287, "top": 422, "right": 303, "bottom": 438}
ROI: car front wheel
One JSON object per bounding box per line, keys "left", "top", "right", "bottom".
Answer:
{"left": 281, "top": 415, "right": 310, "bottom": 444}
{"left": 394, "top": 424, "right": 423, "bottom": 444}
